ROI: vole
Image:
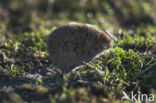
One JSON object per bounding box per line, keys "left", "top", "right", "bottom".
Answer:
{"left": 47, "top": 22, "right": 113, "bottom": 73}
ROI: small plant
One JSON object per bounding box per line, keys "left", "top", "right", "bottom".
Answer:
{"left": 4, "top": 40, "right": 21, "bottom": 54}
{"left": 7, "top": 64, "right": 24, "bottom": 78}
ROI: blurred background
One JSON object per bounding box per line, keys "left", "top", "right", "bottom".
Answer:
{"left": 0, "top": 0, "right": 156, "bottom": 34}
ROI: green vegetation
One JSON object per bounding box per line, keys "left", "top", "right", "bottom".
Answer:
{"left": 117, "top": 26, "right": 156, "bottom": 51}
{"left": 0, "top": 64, "right": 24, "bottom": 78}
{"left": 0, "top": 27, "right": 156, "bottom": 102}
{"left": 0, "top": 0, "right": 156, "bottom": 103}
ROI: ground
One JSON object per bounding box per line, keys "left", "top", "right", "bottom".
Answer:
{"left": 0, "top": 26, "right": 156, "bottom": 103}
{"left": 0, "top": 0, "right": 156, "bottom": 103}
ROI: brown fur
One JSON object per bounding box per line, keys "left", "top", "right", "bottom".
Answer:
{"left": 47, "top": 22, "right": 113, "bottom": 73}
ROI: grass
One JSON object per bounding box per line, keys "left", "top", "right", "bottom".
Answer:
{"left": 116, "top": 27, "right": 156, "bottom": 51}
{"left": 71, "top": 47, "right": 155, "bottom": 90}
{"left": 0, "top": 64, "right": 24, "bottom": 78}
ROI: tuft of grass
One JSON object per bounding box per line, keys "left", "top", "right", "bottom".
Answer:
{"left": 1, "top": 28, "right": 52, "bottom": 57}
{"left": 73, "top": 47, "right": 154, "bottom": 90}
{"left": 8, "top": 64, "right": 24, "bottom": 78}
{"left": 0, "top": 64, "right": 24, "bottom": 78}
{"left": 87, "top": 47, "right": 144, "bottom": 83}
{"left": 23, "top": 28, "right": 52, "bottom": 57}
{"left": 116, "top": 27, "right": 156, "bottom": 51}
{"left": 4, "top": 40, "right": 21, "bottom": 54}
{"left": 105, "top": 47, "right": 143, "bottom": 81}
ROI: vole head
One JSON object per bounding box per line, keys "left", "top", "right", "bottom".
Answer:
{"left": 101, "top": 31, "right": 113, "bottom": 49}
